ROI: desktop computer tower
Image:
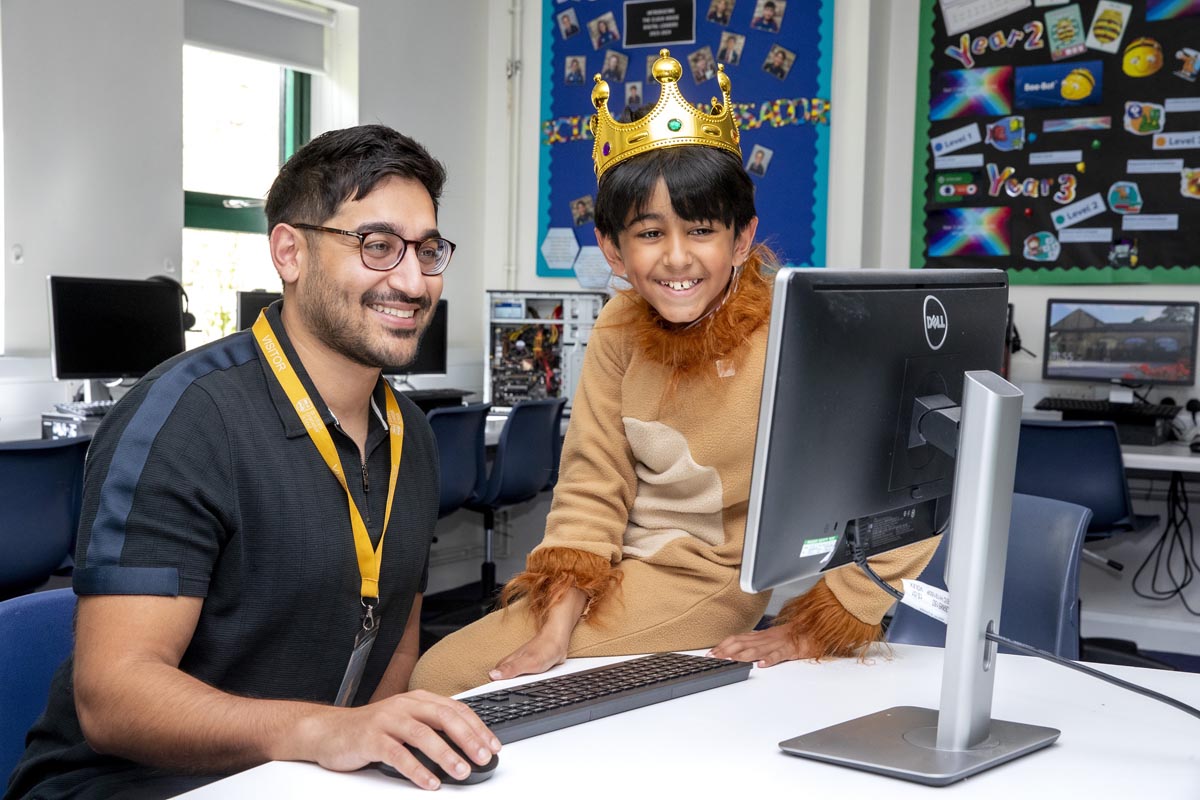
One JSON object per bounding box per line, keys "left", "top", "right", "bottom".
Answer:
{"left": 484, "top": 290, "right": 606, "bottom": 413}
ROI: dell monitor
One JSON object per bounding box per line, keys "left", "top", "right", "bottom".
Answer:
{"left": 1043, "top": 299, "right": 1198, "bottom": 387}
{"left": 742, "top": 268, "right": 1056, "bottom": 785}
{"left": 49, "top": 276, "right": 187, "bottom": 397}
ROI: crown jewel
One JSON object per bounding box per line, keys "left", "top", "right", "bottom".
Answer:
{"left": 589, "top": 48, "right": 741, "bottom": 180}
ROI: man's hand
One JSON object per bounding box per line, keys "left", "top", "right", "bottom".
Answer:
{"left": 487, "top": 586, "right": 587, "bottom": 683}
{"left": 708, "top": 625, "right": 818, "bottom": 668}
{"left": 291, "top": 691, "right": 501, "bottom": 791}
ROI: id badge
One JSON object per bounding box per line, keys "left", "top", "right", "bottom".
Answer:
{"left": 334, "top": 604, "right": 381, "bottom": 707}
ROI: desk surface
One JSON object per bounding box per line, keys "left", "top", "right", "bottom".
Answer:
{"left": 178, "top": 645, "right": 1200, "bottom": 797}
{"left": 1121, "top": 441, "right": 1200, "bottom": 474}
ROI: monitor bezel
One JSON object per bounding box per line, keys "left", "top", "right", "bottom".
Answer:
{"left": 48, "top": 275, "right": 187, "bottom": 381}
{"left": 1041, "top": 297, "right": 1200, "bottom": 387}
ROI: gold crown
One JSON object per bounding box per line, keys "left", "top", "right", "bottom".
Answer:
{"left": 589, "top": 48, "right": 741, "bottom": 180}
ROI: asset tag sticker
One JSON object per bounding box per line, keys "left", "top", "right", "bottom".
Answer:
{"left": 799, "top": 536, "right": 838, "bottom": 558}
{"left": 900, "top": 579, "right": 951, "bottom": 624}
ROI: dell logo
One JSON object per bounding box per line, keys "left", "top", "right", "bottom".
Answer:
{"left": 923, "top": 295, "right": 948, "bottom": 351}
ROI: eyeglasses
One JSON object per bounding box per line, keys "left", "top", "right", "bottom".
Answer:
{"left": 292, "top": 223, "right": 456, "bottom": 276}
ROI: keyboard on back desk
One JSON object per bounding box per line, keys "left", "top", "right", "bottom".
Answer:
{"left": 1034, "top": 397, "right": 1180, "bottom": 419}
{"left": 460, "top": 652, "right": 752, "bottom": 744}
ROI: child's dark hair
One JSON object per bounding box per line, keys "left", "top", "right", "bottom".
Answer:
{"left": 594, "top": 142, "right": 756, "bottom": 240}
{"left": 266, "top": 124, "right": 446, "bottom": 232}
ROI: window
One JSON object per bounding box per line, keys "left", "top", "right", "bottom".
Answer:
{"left": 181, "top": 45, "right": 310, "bottom": 346}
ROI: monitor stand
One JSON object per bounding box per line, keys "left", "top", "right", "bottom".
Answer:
{"left": 778, "top": 370, "right": 1060, "bottom": 786}
{"left": 82, "top": 380, "right": 113, "bottom": 403}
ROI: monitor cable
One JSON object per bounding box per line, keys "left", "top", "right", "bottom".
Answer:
{"left": 850, "top": 539, "right": 1200, "bottom": 722}
{"left": 1132, "top": 472, "right": 1200, "bottom": 616}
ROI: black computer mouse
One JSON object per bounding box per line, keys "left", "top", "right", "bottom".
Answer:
{"left": 1190, "top": 440, "right": 1200, "bottom": 453}
{"left": 374, "top": 731, "right": 499, "bottom": 785}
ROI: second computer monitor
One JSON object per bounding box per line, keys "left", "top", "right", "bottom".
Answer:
{"left": 1043, "top": 298, "right": 1198, "bottom": 386}
{"left": 741, "top": 268, "right": 1008, "bottom": 594}
{"left": 237, "top": 290, "right": 447, "bottom": 377}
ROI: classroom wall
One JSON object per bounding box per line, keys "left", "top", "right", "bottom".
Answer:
{"left": 876, "top": 0, "right": 1200, "bottom": 408}
{"left": 0, "top": 0, "right": 496, "bottom": 440}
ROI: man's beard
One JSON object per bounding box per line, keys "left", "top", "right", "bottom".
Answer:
{"left": 297, "top": 252, "right": 431, "bottom": 370}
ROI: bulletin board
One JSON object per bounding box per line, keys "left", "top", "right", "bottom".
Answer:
{"left": 911, "top": 0, "right": 1200, "bottom": 284}
{"left": 537, "top": 0, "right": 834, "bottom": 280}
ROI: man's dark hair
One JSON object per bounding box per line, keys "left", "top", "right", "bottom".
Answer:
{"left": 265, "top": 124, "right": 447, "bottom": 231}
{"left": 594, "top": 145, "right": 756, "bottom": 240}
{"left": 764, "top": 1, "right": 776, "bottom": 9}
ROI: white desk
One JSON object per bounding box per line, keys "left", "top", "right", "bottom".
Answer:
{"left": 178, "top": 645, "right": 1200, "bottom": 798}
{"left": 1122, "top": 441, "right": 1200, "bottom": 474}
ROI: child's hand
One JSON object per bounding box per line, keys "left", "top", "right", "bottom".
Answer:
{"left": 488, "top": 631, "right": 570, "bottom": 682}
{"left": 707, "top": 626, "right": 817, "bottom": 668}
{"left": 487, "top": 587, "right": 586, "bottom": 683}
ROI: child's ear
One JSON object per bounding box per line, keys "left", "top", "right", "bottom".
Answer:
{"left": 732, "top": 216, "right": 760, "bottom": 267}
{"left": 595, "top": 230, "right": 627, "bottom": 277}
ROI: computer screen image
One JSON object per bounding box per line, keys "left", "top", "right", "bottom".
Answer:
{"left": 740, "top": 268, "right": 1058, "bottom": 785}
{"left": 48, "top": 276, "right": 186, "bottom": 381}
{"left": 237, "top": 291, "right": 447, "bottom": 378}
{"left": 1043, "top": 299, "right": 1199, "bottom": 386}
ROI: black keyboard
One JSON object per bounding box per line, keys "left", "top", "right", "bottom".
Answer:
{"left": 1034, "top": 397, "right": 1179, "bottom": 419}
{"left": 461, "top": 652, "right": 752, "bottom": 744}
{"left": 53, "top": 400, "right": 115, "bottom": 418}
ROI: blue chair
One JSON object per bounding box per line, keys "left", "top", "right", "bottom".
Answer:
{"left": 468, "top": 398, "right": 568, "bottom": 601}
{"left": 887, "top": 493, "right": 1091, "bottom": 659}
{"left": 0, "top": 437, "right": 90, "bottom": 599}
{"left": 543, "top": 399, "right": 568, "bottom": 491}
{"left": 0, "top": 588, "right": 76, "bottom": 782}
{"left": 1015, "top": 419, "right": 1158, "bottom": 540}
{"left": 425, "top": 402, "right": 491, "bottom": 518}
{"left": 1015, "top": 419, "right": 1158, "bottom": 573}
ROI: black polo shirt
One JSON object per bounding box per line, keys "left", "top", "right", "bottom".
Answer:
{"left": 5, "top": 302, "right": 439, "bottom": 800}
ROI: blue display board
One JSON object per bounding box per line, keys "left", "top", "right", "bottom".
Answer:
{"left": 537, "top": 0, "right": 834, "bottom": 278}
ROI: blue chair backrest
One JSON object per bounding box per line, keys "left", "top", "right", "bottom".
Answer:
{"left": 474, "top": 398, "right": 567, "bottom": 509}
{"left": 0, "top": 588, "right": 76, "bottom": 782}
{"left": 887, "top": 493, "right": 1091, "bottom": 659}
{"left": 426, "top": 402, "right": 491, "bottom": 518}
{"left": 0, "top": 437, "right": 90, "bottom": 595}
{"left": 1014, "top": 420, "right": 1134, "bottom": 534}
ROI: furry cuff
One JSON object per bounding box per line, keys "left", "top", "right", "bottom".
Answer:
{"left": 500, "top": 547, "right": 623, "bottom": 627}
{"left": 772, "top": 579, "right": 883, "bottom": 660}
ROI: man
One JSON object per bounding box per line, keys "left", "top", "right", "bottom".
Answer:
{"left": 4, "top": 125, "right": 500, "bottom": 800}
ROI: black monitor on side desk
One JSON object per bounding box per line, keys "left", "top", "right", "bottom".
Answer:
{"left": 741, "top": 268, "right": 1057, "bottom": 785}
{"left": 48, "top": 276, "right": 187, "bottom": 401}
{"left": 238, "top": 292, "right": 462, "bottom": 410}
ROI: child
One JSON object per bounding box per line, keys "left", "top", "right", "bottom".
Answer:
{"left": 410, "top": 50, "right": 936, "bottom": 696}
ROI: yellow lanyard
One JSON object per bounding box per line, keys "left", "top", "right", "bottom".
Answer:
{"left": 252, "top": 311, "right": 403, "bottom": 600}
